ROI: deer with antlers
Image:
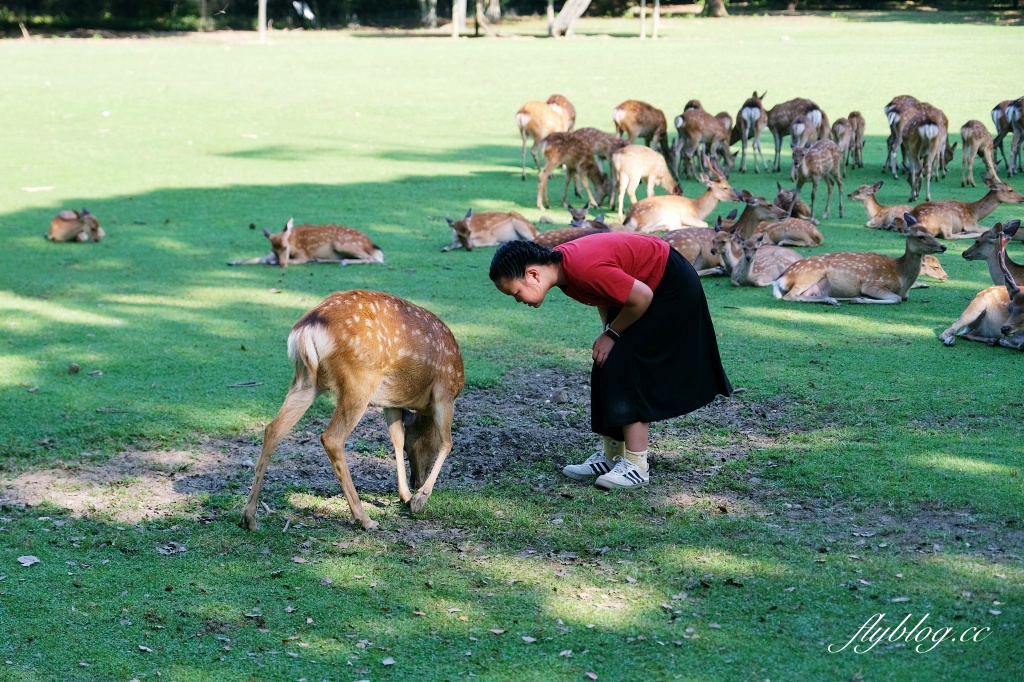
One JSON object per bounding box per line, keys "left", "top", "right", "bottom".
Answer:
{"left": 960, "top": 119, "right": 1001, "bottom": 188}
{"left": 229, "top": 219, "right": 384, "bottom": 267}
{"left": 47, "top": 208, "right": 104, "bottom": 242}
{"left": 516, "top": 99, "right": 571, "bottom": 180}
{"left": 731, "top": 91, "right": 769, "bottom": 174}
{"left": 772, "top": 215, "right": 947, "bottom": 305}
{"left": 767, "top": 98, "right": 829, "bottom": 173}
{"left": 847, "top": 182, "right": 914, "bottom": 230}
{"left": 610, "top": 144, "right": 681, "bottom": 219}
{"left": 612, "top": 99, "right": 669, "bottom": 153}
{"left": 791, "top": 139, "right": 843, "bottom": 223}
{"left": 941, "top": 221, "right": 1024, "bottom": 348}
{"left": 536, "top": 132, "right": 609, "bottom": 211}
{"left": 623, "top": 166, "right": 738, "bottom": 232}
{"left": 908, "top": 177, "right": 1024, "bottom": 239}
{"left": 240, "top": 290, "right": 465, "bottom": 531}
{"left": 443, "top": 210, "right": 538, "bottom": 252}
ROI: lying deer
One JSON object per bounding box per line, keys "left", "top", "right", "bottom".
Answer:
{"left": 940, "top": 221, "right": 1024, "bottom": 348}
{"left": 772, "top": 215, "right": 946, "bottom": 305}
{"left": 610, "top": 144, "right": 680, "bottom": 219}
{"left": 731, "top": 90, "right": 768, "bottom": 174}
{"left": 443, "top": 209, "right": 538, "bottom": 252}
{"left": 536, "top": 132, "right": 608, "bottom": 210}
{"left": 714, "top": 231, "right": 803, "bottom": 287}
{"left": 661, "top": 228, "right": 723, "bottom": 276}
{"left": 773, "top": 183, "right": 811, "bottom": 221}
{"left": 613, "top": 99, "right": 668, "bottom": 153}
{"left": 791, "top": 139, "right": 843, "bottom": 224}
{"left": 908, "top": 177, "right": 1024, "bottom": 239}
{"left": 517, "top": 99, "right": 570, "bottom": 180}
{"left": 729, "top": 190, "right": 789, "bottom": 240}
{"left": 535, "top": 208, "right": 610, "bottom": 248}
{"left": 848, "top": 111, "right": 866, "bottom": 169}
{"left": 240, "top": 290, "right": 465, "bottom": 531}
{"left": 623, "top": 168, "right": 738, "bottom": 232}
{"left": 753, "top": 218, "right": 824, "bottom": 247}
{"left": 48, "top": 209, "right": 104, "bottom": 242}
{"left": 960, "top": 119, "right": 1001, "bottom": 188}
{"left": 229, "top": 219, "right": 384, "bottom": 266}
{"left": 847, "top": 182, "right": 913, "bottom": 230}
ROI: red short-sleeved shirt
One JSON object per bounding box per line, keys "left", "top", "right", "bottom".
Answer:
{"left": 554, "top": 232, "right": 670, "bottom": 307}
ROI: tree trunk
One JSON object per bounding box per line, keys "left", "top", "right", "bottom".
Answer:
{"left": 257, "top": 0, "right": 267, "bottom": 41}
{"left": 550, "top": 0, "right": 591, "bottom": 38}
{"left": 452, "top": 0, "right": 467, "bottom": 37}
{"left": 485, "top": 0, "right": 501, "bottom": 22}
{"left": 639, "top": 0, "right": 646, "bottom": 39}
{"left": 652, "top": 0, "right": 660, "bottom": 39}
{"left": 704, "top": 0, "right": 728, "bottom": 17}
{"left": 419, "top": 0, "right": 437, "bottom": 28}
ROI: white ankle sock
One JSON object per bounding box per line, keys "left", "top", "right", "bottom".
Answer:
{"left": 624, "top": 448, "right": 649, "bottom": 471}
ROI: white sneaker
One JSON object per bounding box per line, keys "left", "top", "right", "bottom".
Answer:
{"left": 562, "top": 452, "right": 614, "bottom": 481}
{"left": 595, "top": 456, "right": 650, "bottom": 490}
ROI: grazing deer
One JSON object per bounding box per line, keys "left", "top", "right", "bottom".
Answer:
{"left": 753, "top": 218, "right": 824, "bottom": 247}
{"left": 909, "top": 177, "right": 1024, "bottom": 239}
{"left": 729, "top": 190, "right": 790, "bottom": 240}
{"left": 767, "top": 98, "right": 828, "bottom": 172}
{"left": 847, "top": 182, "right": 914, "bottom": 230}
{"left": 546, "top": 94, "right": 576, "bottom": 133}
{"left": 230, "top": 219, "right": 384, "bottom": 267}
{"left": 848, "top": 111, "right": 866, "bottom": 169}
{"left": 443, "top": 209, "right": 538, "bottom": 252}
{"left": 673, "top": 107, "right": 734, "bottom": 181}
{"left": 731, "top": 91, "right": 769, "bottom": 174}
{"left": 240, "top": 290, "right": 465, "bottom": 531}
{"left": 961, "top": 222, "right": 1024, "bottom": 286}
{"left": 613, "top": 99, "right": 668, "bottom": 153}
{"left": 661, "top": 228, "right": 723, "bottom": 276}
{"left": 791, "top": 139, "right": 843, "bottom": 223}
{"left": 47, "top": 208, "right": 104, "bottom": 242}
{"left": 714, "top": 231, "right": 803, "bottom": 287}
{"left": 772, "top": 215, "right": 947, "bottom": 305}
{"left": 536, "top": 132, "right": 608, "bottom": 210}
{"left": 610, "top": 144, "right": 680, "bottom": 219}
{"left": 516, "top": 100, "right": 570, "bottom": 180}
{"left": 624, "top": 169, "right": 738, "bottom": 232}
{"left": 960, "top": 119, "right": 1001, "bottom": 188}
{"left": 773, "top": 183, "right": 811, "bottom": 220}
{"left": 990, "top": 99, "right": 1017, "bottom": 174}
{"left": 940, "top": 221, "right": 1024, "bottom": 348}
{"left": 830, "top": 117, "right": 854, "bottom": 176}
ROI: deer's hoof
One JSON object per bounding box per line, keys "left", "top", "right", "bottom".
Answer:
{"left": 360, "top": 518, "right": 380, "bottom": 531}
{"left": 409, "top": 492, "right": 430, "bottom": 514}
{"left": 239, "top": 513, "right": 258, "bottom": 531}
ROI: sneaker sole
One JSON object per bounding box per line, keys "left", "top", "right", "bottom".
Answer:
{"left": 594, "top": 478, "right": 649, "bottom": 490}
{"left": 562, "top": 468, "right": 597, "bottom": 481}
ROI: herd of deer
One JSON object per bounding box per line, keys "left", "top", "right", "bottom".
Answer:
{"left": 43, "top": 91, "right": 1024, "bottom": 532}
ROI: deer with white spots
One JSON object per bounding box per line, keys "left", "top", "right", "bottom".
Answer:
{"left": 443, "top": 209, "right": 538, "bottom": 252}
{"left": 623, "top": 166, "right": 738, "bottom": 232}
{"left": 959, "top": 119, "right": 1001, "bottom": 188}
{"left": 772, "top": 215, "right": 947, "bottom": 305}
{"left": 767, "top": 97, "right": 829, "bottom": 173}
{"left": 731, "top": 90, "right": 768, "bottom": 174}
{"left": 229, "top": 219, "right": 383, "bottom": 266}
{"left": 240, "top": 290, "right": 465, "bottom": 531}
{"left": 48, "top": 209, "right": 104, "bottom": 242}
{"left": 791, "top": 139, "right": 843, "bottom": 223}
{"left": 612, "top": 99, "right": 669, "bottom": 153}
{"left": 516, "top": 99, "right": 571, "bottom": 180}
{"left": 848, "top": 111, "right": 866, "bottom": 169}
{"left": 847, "top": 181, "right": 913, "bottom": 230}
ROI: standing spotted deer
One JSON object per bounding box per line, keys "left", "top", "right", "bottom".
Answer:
{"left": 240, "top": 290, "right": 465, "bottom": 531}
{"left": 830, "top": 117, "right": 854, "bottom": 176}
{"left": 791, "top": 139, "right": 843, "bottom": 223}
{"left": 848, "top": 111, "right": 866, "bottom": 169}
{"left": 731, "top": 91, "right": 769, "bottom": 174}
{"left": 229, "top": 220, "right": 384, "bottom": 266}
{"left": 610, "top": 144, "right": 681, "bottom": 220}
{"left": 516, "top": 100, "right": 570, "bottom": 180}
{"left": 673, "top": 107, "right": 734, "bottom": 181}
{"left": 443, "top": 210, "right": 538, "bottom": 252}
{"left": 767, "top": 98, "right": 829, "bottom": 173}
{"left": 536, "top": 132, "right": 608, "bottom": 211}
{"left": 48, "top": 208, "right": 105, "bottom": 242}
{"left": 960, "top": 119, "right": 1001, "bottom": 187}
{"left": 613, "top": 100, "right": 669, "bottom": 153}
{"left": 772, "top": 215, "right": 947, "bottom": 305}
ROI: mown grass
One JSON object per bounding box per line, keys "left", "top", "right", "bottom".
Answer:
{"left": 1, "top": 13, "right": 1023, "bottom": 681}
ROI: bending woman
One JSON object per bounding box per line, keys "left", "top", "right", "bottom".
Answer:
{"left": 489, "top": 232, "right": 732, "bottom": 489}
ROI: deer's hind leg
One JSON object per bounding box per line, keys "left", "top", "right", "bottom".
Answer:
{"left": 384, "top": 407, "right": 413, "bottom": 505}
{"left": 409, "top": 398, "right": 456, "bottom": 514}
{"left": 321, "top": 380, "right": 379, "bottom": 530}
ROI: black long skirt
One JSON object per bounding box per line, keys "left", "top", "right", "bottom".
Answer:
{"left": 592, "top": 249, "right": 732, "bottom": 441}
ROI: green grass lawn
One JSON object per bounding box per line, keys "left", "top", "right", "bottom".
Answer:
{"left": 1, "top": 13, "right": 1023, "bottom": 681}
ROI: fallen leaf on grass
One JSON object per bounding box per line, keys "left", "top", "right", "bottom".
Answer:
{"left": 890, "top": 597, "right": 910, "bottom": 603}
{"left": 559, "top": 649, "right": 573, "bottom": 657}
{"left": 382, "top": 657, "right": 395, "bottom": 666}
{"left": 522, "top": 636, "right": 536, "bottom": 643}
{"left": 18, "top": 556, "right": 40, "bottom": 567}
{"left": 586, "top": 673, "right": 598, "bottom": 680}
{"left": 138, "top": 645, "right": 152, "bottom": 653}
{"left": 155, "top": 542, "right": 186, "bottom": 555}
{"left": 489, "top": 629, "right": 505, "bottom": 635}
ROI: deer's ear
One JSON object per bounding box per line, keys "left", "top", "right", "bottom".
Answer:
{"left": 872, "top": 181, "right": 883, "bottom": 191}
{"left": 902, "top": 212, "right": 918, "bottom": 227}
{"left": 465, "top": 208, "right": 473, "bottom": 219}
{"left": 445, "top": 217, "right": 455, "bottom": 226}
{"left": 1004, "top": 220, "right": 1021, "bottom": 239}
{"left": 285, "top": 218, "right": 294, "bottom": 231}
{"left": 263, "top": 227, "right": 271, "bottom": 238}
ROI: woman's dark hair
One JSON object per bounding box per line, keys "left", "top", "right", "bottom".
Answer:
{"left": 489, "top": 240, "right": 563, "bottom": 282}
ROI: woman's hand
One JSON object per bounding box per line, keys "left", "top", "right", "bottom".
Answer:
{"left": 592, "top": 332, "right": 616, "bottom": 366}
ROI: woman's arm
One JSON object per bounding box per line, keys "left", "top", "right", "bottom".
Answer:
{"left": 592, "top": 279, "right": 654, "bottom": 366}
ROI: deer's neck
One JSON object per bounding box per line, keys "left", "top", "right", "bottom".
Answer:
{"left": 966, "top": 191, "right": 1000, "bottom": 221}
{"left": 896, "top": 248, "right": 925, "bottom": 292}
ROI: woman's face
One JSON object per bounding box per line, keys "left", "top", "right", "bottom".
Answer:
{"left": 495, "top": 267, "right": 548, "bottom": 308}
